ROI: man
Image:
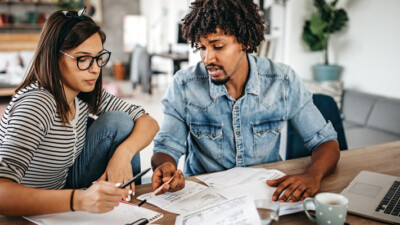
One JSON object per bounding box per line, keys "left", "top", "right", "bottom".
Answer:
{"left": 151, "top": 0, "right": 340, "bottom": 202}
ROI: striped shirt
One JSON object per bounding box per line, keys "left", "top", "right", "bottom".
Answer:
{"left": 0, "top": 84, "right": 145, "bottom": 189}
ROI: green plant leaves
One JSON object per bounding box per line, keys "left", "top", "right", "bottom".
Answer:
{"left": 330, "top": 9, "right": 349, "bottom": 33}
{"left": 302, "top": 0, "right": 349, "bottom": 58}
{"left": 310, "top": 12, "right": 327, "bottom": 35}
{"left": 302, "top": 20, "right": 326, "bottom": 51}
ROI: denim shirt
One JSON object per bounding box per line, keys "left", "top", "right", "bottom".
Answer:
{"left": 153, "top": 54, "right": 337, "bottom": 176}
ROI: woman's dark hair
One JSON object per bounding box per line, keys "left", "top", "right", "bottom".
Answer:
{"left": 181, "top": 0, "right": 265, "bottom": 53}
{"left": 16, "top": 10, "right": 106, "bottom": 125}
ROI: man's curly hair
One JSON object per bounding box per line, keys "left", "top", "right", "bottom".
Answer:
{"left": 182, "top": 0, "right": 265, "bottom": 53}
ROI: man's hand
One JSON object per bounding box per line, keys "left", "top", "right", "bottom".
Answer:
{"left": 152, "top": 162, "right": 185, "bottom": 195}
{"left": 266, "top": 171, "right": 321, "bottom": 202}
{"left": 268, "top": 141, "right": 340, "bottom": 202}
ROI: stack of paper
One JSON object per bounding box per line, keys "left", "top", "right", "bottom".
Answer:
{"left": 137, "top": 167, "right": 314, "bottom": 218}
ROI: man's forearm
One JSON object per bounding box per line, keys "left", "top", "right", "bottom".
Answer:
{"left": 151, "top": 152, "right": 177, "bottom": 170}
{"left": 307, "top": 140, "right": 340, "bottom": 181}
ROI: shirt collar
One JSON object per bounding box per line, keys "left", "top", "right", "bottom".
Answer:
{"left": 209, "top": 54, "right": 260, "bottom": 100}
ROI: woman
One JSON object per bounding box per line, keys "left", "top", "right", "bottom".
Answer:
{"left": 0, "top": 8, "right": 159, "bottom": 215}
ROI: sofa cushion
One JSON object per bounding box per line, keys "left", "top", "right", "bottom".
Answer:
{"left": 366, "top": 97, "right": 400, "bottom": 135}
{"left": 304, "top": 80, "right": 343, "bottom": 109}
{"left": 342, "top": 90, "right": 377, "bottom": 125}
{"left": 343, "top": 121, "right": 362, "bottom": 130}
{"left": 346, "top": 127, "right": 400, "bottom": 149}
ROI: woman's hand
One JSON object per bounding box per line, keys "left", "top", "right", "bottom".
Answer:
{"left": 97, "top": 147, "right": 135, "bottom": 200}
{"left": 74, "top": 181, "right": 130, "bottom": 213}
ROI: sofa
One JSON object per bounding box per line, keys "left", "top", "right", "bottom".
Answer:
{"left": 342, "top": 90, "right": 400, "bottom": 149}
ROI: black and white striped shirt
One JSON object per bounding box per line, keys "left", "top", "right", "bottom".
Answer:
{"left": 0, "top": 83, "right": 145, "bottom": 189}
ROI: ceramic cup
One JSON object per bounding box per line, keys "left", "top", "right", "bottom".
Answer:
{"left": 303, "top": 192, "right": 349, "bottom": 225}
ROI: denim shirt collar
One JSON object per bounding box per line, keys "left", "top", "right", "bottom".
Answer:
{"left": 209, "top": 54, "right": 260, "bottom": 101}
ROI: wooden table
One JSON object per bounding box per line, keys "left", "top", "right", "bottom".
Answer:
{"left": 1, "top": 141, "right": 399, "bottom": 224}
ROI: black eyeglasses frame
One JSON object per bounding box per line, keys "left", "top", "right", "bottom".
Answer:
{"left": 59, "top": 50, "right": 111, "bottom": 71}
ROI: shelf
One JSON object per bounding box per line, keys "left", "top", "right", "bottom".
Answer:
{"left": 0, "top": 24, "right": 43, "bottom": 30}
{"left": 0, "top": 87, "right": 16, "bottom": 97}
{"left": 0, "top": 1, "right": 59, "bottom": 6}
{"left": 0, "top": 33, "right": 40, "bottom": 51}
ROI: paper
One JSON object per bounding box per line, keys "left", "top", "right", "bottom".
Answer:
{"left": 137, "top": 167, "right": 314, "bottom": 216}
{"left": 137, "top": 181, "right": 228, "bottom": 214}
{"left": 219, "top": 177, "right": 315, "bottom": 216}
{"left": 196, "top": 167, "right": 285, "bottom": 189}
{"left": 198, "top": 167, "right": 313, "bottom": 216}
{"left": 24, "top": 201, "right": 163, "bottom": 225}
{"left": 174, "top": 195, "right": 261, "bottom": 225}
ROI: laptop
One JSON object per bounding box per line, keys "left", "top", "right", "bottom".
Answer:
{"left": 340, "top": 170, "right": 400, "bottom": 223}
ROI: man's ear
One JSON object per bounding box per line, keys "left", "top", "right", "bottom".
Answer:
{"left": 241, "top": 45, "right": 250, "bottom": 52}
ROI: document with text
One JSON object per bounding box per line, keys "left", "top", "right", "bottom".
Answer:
{"left": 137, "top": 181, "right": 228, "bottom": 214}
{"left": 175, "top": 195, "right": 261, "bottom": 225}
{"left": 196, "top": 167, "right": 286, "bottom": 189}
{"left": 137, "top": 167, "right": 314, "bottom": 216}
{"left": 25, "top": 201, "right": 163, "bottom": 225}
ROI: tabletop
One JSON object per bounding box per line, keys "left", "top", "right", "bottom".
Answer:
{"left": 1, "top": 141, "right": 399, "bottom": 224}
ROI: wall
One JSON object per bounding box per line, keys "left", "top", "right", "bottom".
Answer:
{"left": 140, "top": 0, "right": 191, "bottom": 73}
{"left": 284, "top": 0, "right": 400, "bottom": 98}
{"left": 102, "top": 0, "right": 140, "bottom": 64}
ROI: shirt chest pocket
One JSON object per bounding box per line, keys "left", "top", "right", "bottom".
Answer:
{"left": 252, "top": 120, "right": 284, "bottom": 158}
{"left": 189, "top": 122, "right": 223, "bottom": 159}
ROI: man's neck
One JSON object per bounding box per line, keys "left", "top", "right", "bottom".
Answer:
{"left": 225, "top": 55, "right": 249, "bottom": 100}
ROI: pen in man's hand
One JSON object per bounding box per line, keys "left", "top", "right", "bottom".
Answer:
{"left": 138, "top": 174, "right": 176, "bottom": 207}
{"left": 120, "top": 168, "right": 151, "bottom": 189}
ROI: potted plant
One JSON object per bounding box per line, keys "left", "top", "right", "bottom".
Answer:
{"left": 302, "top": 0, "right": 349, "bottom": 81}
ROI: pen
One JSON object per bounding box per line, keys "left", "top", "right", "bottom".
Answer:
{"left": 138, "top": 174, "right": 176, "bottom": 207}
{"left": 120, "top": 168, "right": 151, "bottom": 189}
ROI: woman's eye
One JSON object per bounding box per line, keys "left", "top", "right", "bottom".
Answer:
{"left": 78, "top": 57, "right": 91, "bottom": 62}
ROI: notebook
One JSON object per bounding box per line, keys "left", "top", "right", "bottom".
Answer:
{"left": 340, "top": 170, "right": 400, "bottom": 223}
{"left": 25, "top": 201, "right": 163, "bottom": 225}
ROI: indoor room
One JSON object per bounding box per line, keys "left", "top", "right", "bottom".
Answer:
{"left": 0, "top": 0, "right": 399, "bottom": 224}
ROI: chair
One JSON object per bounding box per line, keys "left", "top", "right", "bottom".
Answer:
{"left": 129, "top": 45, "right": 167, "bottom": 94}
{"left": 286, "top": 94, "right": 348, "bottom": 160}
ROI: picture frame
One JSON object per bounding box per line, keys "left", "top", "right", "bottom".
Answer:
{"left": 85, "top": 0, "right": 103, "bottom": 25}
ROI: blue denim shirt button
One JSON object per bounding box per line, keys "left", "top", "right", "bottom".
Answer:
{"left": 275, "top": 128, "right": 279, "bottom": 133}
{"left": 260, "top": 131, "right": 264, "bottom": 134}
{"left": 236, "top": 131, "right": 240, "bottom": 135}
{"left": 238, "top": 155, "right": 242, "bottom": 159}
{"left": 196, "top": 132, "right": 200, "bottom": 136}
{"left": 235, "top": 106, "right": 239, "bottom": 109}
{"left": 212, "top": 134, "right": 216, "bottom": 138}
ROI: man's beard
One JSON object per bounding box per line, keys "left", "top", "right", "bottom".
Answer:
{"left": 211, "top": 76, "right": 230, "bottom": 85}
{"left": 207, "top": 64, "right": 230, "bottom": 85}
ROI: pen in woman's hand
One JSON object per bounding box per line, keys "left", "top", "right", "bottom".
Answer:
{"left": 120, "top": 168, "right": 151, "bottom": 189}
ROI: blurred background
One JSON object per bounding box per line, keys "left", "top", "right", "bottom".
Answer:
{"left": 0, "top": 0, "right": 399, "bottom": 183}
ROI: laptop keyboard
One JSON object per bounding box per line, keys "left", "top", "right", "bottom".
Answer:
{"left": 376, "top": 181, "right": 400, "bottom": 216}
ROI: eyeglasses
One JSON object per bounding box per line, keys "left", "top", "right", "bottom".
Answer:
{"left": 59, "top": 50, "right": 111, "bottom": 71}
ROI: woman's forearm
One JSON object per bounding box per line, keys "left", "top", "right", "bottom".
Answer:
{"left": 0, "top": 178, "right": 71, "bottom": 216}
{"left": 116, "top": 114, "right": 160, "bottom": 157}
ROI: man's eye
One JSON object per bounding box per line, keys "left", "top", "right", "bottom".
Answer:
{"left": 215, "top": 46, "right": 223, "bottom": 50}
